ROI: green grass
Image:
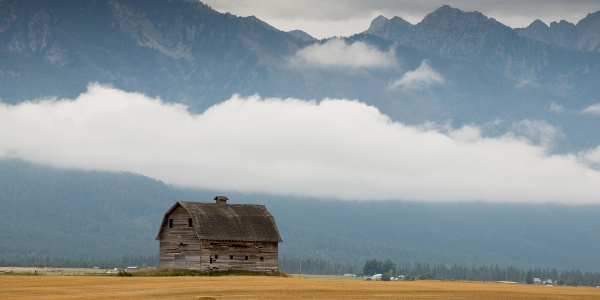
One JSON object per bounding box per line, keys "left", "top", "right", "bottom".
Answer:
{"left": 124, "top": 269, "right": 289, "bottom": 277}
{"left": 0, "top": 271, "right": 40, "bottom": 276}
{"left": 0, "top": 267, "right": 289, "bottom": 277}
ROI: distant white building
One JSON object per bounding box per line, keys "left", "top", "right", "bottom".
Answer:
{"left": 365, "top": 274, "right": 383, "bottom": 280}
{"left": 533, "top": 278, "right": 542, "bottom": 285}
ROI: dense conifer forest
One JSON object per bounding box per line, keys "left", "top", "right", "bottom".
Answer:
{"left": 279, "top": 257, "right": 600, "bottom": 287}
{"left": 3, "top": 160, "right": 600, "bottom": 273}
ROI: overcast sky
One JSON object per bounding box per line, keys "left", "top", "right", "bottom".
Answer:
{"left": 201, "top": 0, "right": 600, "bottom": 39}
{"left": 2, "top": 84, "right": 600, "bottom": 204}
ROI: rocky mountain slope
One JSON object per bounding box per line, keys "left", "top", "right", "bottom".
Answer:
{"left": 365, "top": 5, "right": 600, "bottom": 103}
{"left": 362, "top": 5, "right": 600, "bottom": 151}
{"left": 1, "top": 2, "right": 598, "bottom": 136}
{"left": 0, "top": 0, "right": 302, "bottom": 109}
{"left": 516, "top": 11, "right": 600, "bottom": 52}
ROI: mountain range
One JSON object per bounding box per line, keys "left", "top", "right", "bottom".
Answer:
{"left": 515, "top": 12, "right": 600, "bottom": 52}
{"left": 2, "top": 1, "right": 600, "bottom": 151}
{"left": 2, "top": 0, "right": 600, "bottom": 271}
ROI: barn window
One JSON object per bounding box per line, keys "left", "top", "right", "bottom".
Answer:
{"left": 260, "top": 257, "right": 264, "bottom": 261}
{"left": 245, "top": 256, "right": 249, "bottom": 260}
{"left": 214, "top": 255, "right": 218, "bottom": 260}
{"left": 188, "top": 218, "right": 192, "bottom": 227}
{"left": 229, "top": 255, "right": 233, "bottom": 260}
{"left": 168, "top": 219, "right": 173, "bottom": 228}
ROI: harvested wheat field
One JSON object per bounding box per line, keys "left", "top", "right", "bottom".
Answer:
{"left": 2, "top": 275, "right": 600, "bottom": 299}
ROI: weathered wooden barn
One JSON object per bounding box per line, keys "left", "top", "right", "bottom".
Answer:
{"left": 155, "top": 196, "right": 282, "bottom": 271}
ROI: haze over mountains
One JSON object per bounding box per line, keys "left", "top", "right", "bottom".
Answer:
{"left": 1, "top": 0, "right": 600, "bottom": 270}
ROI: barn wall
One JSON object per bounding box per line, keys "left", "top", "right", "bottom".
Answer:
{"left": 158, "top": 206, "right": 202, "bottom": 269}
{"left": 200, "top": 240, "right": 279, "bottom": 271}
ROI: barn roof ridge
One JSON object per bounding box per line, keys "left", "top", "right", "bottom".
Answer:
{"left": 156, "top": 199, "right": 282, "bottom": 243}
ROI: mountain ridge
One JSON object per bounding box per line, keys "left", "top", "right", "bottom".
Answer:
{"left": 361, "top": 5, "right": 600, "bottom": 151}
{"left": 516, "top": 11, "right": 600, "bottom": 52}
{"left": 2, "top": 1, "right": 598, "bottom": 114}
{"left": 0, "top": 0, "right": 302, "bottom": 108}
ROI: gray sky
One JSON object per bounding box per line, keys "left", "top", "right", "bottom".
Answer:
{"left": 2, "top": 83, "right": 599, "bottom": 204}
{"left": 202, "top": 0, "right": 600, "bottom": 39}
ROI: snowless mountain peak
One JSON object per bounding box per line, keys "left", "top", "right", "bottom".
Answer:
{"left": 367, "top": 15, "right": 390, "bottom": 32}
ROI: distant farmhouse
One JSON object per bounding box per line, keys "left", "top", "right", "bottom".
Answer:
{"left": 155, "top": 196, "right": 282, "bottom": 271}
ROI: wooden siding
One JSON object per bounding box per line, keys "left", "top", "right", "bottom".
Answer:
{"left": 158, "top": 206, "right": 202, "bottom": 269}
{"left": 200, "top": 241, "right": 278, "bottom": 271}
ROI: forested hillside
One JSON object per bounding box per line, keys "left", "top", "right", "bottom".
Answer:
{"left": 2, "top": 160, "right": 600, "bottom": 271}
{"left": 0, "top": 160, "right": 190, "bottom": 258}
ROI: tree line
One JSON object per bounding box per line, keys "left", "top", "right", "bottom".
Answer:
{"left": 278, "top": 256, "right": 361, "bottom": 275}
{"left": 4, "top": 254, "right": 600, "bottom": 287}
{"left": 280, "top": 257, "right": 600, "bottom": 287}
{"left": 0, "top": 254, "right": 158, "bottom": 269}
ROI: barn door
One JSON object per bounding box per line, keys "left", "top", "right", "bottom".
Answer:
{"left": 174, "top": 254, "right": 185, "bottom": 269}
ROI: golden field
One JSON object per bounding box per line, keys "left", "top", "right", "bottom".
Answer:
{"left": 1, "top": 268, "right": 600, "bottom": 300}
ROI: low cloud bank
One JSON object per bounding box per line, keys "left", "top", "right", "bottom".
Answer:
{"left": 388, "top": 60, "right": 445, "bottom": 91}
{"left": 1, "top": 84, "right": 599, "bottom": 204}
{"left": 288, "top": 39, "right": 396, "bottom": 70}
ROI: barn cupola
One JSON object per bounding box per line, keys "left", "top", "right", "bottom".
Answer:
{"left": 214, "top": 196, "right": 229, "bottom": 205}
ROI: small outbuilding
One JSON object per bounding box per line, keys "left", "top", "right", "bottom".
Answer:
{"left": 155, "top": 196, "right": 282, "bottom": 271}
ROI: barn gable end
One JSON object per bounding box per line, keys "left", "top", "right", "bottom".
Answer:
{"left": 156, "top": 196, "right": 282, "bottom": 271}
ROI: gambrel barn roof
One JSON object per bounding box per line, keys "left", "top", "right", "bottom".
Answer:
{"left": 155, "top": 200, "right": 282, "bottom": 243}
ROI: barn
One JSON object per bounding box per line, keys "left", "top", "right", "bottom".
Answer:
{"left": 155, "top": 196, "right": 282, "bottom": 271}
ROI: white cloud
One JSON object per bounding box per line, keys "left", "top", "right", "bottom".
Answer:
{"left": 389, "top": 60, "right": 445, "bottom": 91}
{"left": 549, "top": 102, "right": 564, "bottom": 113}
{"left": 511, "top": 119, "right": 561, "bottom": 148}
{"left": 447, "top": 124, "right": 482, "bottom": 143}
{"left": 1, "top": 84, "right": 600, "bottom": 204}
{"left": 288, "top": 39, "right": 396, "bottom": 70}
{"left": 579, "top": 146, "right": 600, "bottom": 170}
{"left": 583, "top": 103, "right": 600, "bottom": 115}
{"left": 516, "top": 79, "right": 539, "bottom": 89}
